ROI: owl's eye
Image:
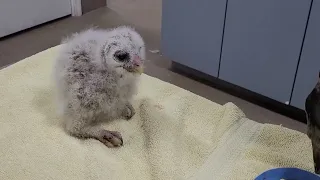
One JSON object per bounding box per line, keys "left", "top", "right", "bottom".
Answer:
{"left": 114, "top": 50, "right": 130, "bottom": 62}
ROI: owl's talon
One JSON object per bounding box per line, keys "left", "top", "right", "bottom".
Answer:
{"left": 123, "top": 103, "right": 135, "bottom": 120}
{"left": 97, "top": 130, "right": 123, "bottom": 147}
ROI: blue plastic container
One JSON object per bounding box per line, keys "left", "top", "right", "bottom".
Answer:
{"left": 255, "top": 168, "right": 320, "bottom": 180}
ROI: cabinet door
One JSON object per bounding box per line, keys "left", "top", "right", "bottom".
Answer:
{"left": 219, "top": 0, "right": 311, "bottom": 103}
{"left": 161, "top": 0, "right": 227, "bottom": 77}
{"left": 0, "top": 0, "right": 71, "bottom": 38}
{"left": 291, "top": 0, "right": 320, "bottom": 109}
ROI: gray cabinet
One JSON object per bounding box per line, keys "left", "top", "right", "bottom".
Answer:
{"left": 161, "top": 0, "right": 318, "bottom": 111}
{"left": 291, "top": 0, "right": 320, "bottom": 109}
{"left": 219, "top": 0, "right": 311, "bottom": 103}
{"left": 161, "top": 0, "right": 227, "bottom": 77}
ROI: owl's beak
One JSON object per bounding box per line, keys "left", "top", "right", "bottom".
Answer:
{"left": 132, "top": 55, "right": 142, "bottom": 67}
{"left": 124, "top": 55, "right": 143, "bottom": 73}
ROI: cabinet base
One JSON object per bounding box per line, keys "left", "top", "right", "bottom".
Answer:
{"left": 171, "top": 61, "right": 306, "bottom": 124}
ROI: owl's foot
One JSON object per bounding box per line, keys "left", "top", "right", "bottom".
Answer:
{"left": 96, "top": 130, "right": 123, "bottom": 148}
{"left": 122, "top": 103, "right": 135, "bottom": 120}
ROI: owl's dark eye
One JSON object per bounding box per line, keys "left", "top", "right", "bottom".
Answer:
{"left": 114, "top": 50, "right": 130, "bottom": 62}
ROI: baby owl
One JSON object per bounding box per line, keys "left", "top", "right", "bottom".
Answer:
{"left": 53, "top": 26, "right": 145, "bottom": 148}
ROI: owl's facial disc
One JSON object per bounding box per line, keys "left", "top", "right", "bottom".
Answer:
{"left": 114, "top": 50, "right": 142, "bottom": 73}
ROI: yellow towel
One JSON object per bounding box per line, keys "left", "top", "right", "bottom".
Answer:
{"left": 0, "top": 46, "right": 314, "bottom": 180}
{"left": 190, "top": 123, "right": 314, "bottom": 179}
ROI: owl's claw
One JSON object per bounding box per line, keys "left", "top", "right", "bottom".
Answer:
{"left": 122, "top": 103, "right": 135, "bottom": 120}
{"left": 96, "top": 130, "right": 123, "bottom": 148}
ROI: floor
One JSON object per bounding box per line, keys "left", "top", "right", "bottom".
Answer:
{"left": 0, "top": 3, "right": 307, "bottom": 133}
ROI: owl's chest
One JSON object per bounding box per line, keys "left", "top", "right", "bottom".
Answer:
{"left": 117, "top": 75, "right": 138, "bottom": 99}
{"left": 88, "top": 72, "right": 137, "bottom": 101}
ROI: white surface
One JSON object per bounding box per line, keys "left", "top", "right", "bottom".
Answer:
{"left": 0, "top": 0, "right": 71, "bottom": 37}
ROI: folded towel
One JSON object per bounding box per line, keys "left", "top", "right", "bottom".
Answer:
{"left": 190, "top": 123, "right": 314, "bottom": 179}
{"left": 0, "top": 46, "right": 314, "bottom": 180}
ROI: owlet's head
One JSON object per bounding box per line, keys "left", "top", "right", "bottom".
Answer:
{"left": 101, "top": 26, "right": 146, "bottom": 76}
